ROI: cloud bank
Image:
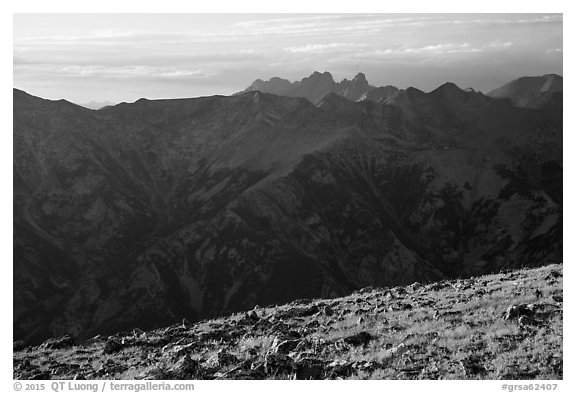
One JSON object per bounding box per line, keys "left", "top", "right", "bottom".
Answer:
{"left": 14, "top": 13, "right": 562, "bottom": 103}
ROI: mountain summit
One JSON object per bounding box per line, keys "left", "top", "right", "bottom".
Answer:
{"left": 240, "top": 71, "right": 395, "bottom": 104}
{"left": 488, "top": 74, "right": 563, "bottom": 108}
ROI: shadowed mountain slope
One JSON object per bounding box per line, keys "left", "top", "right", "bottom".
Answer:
{"left": 13, "top": 81, "right": 562, "bottom": 344}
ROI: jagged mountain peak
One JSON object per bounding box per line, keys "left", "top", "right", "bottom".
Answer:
{"left": 430, "top": 82, "right": 468, "bottom": 100}
{"left": 240, "top": 71, "right": 382, "bottom": 105}
{"left": 302, "top": 71, "right": 336, "bottom": 86}
{"left": 310, "top": 70, "right": 334, "bottom": 78}
{"left": 435, "top": 81, "right": 461, "bottom": 90}
{"left": 335, "top": 72, "right": 373, "bottom": 102}
{"left": 404, "top": 86, "right": 426, "bottom": 97}
{"left": 340, "top": 72, "right": 368, "bottom": 83}
{"left": 246, "top": 77, "right": 293, "bottom": 95}
{"left": 352, "top": 72, "right": 368, "bottom": 82}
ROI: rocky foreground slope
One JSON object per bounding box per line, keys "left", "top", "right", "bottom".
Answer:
{"left": 14, "top": 264, "right": 563, "bottom": 380}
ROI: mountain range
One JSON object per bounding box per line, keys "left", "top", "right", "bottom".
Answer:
{"left": 241, "top": 71, "right": 563, "bottom": 109}
{"left": 13, "top": 72, "right": 562, "bottom": 345}
{"left": 240, "top": 71, "right": 400, "bottom": 104}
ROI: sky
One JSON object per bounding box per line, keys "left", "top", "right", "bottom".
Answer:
{"left": 13, "top": 13, "right": 563, "bottom": 104}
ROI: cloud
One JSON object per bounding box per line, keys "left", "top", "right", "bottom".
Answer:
{"left": 516, "top": 15, "right": 563, "bottom": 24}
{"left": 13, "top": 51, "right": 265, "bottom": 68}
{"left": 233, "top": 15, "right": 443, "bottom": 38}
{"left": 342, "top": 43, "right": 484, "bottom": 60}
{"left": 232, "top": 14, "right": 562, "bottom": 38}
{"left": 404, "top": 43, "right": 483, "bottom": 54}
{"left": 283, "top": 43, "right": 366, "bottom": 54}
{"left": 485, "top": 41, "right": 513, "bottom": 49}
{"left": 13, "top": 14, "right": 562, "bottom": 103}
{"left": 338, "top": 40, "right": 518, "bottom": 61}
{"left": 15, "top": 64, "right": 210, "bottom": 81}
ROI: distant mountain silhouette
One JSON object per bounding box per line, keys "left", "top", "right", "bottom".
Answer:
{"left": 488, "top": 74, "right": 563, "bottom": 108}
{"left": 240, "top": 71, "right": 399, "bottom": 104}
{"left": 14, "top": 76, "right": 562, "bottom": 345}
{"left": 77, "top": 100, "right": 115, "bottom": 110}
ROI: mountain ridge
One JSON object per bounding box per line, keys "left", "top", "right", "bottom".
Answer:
{"left": 241, "top": 72, "right": 562, "bottom": 110}
{"left": 240, "top": 71, "right": 382, "bottom": 104}
{"left": 487, "top": 74, "right": 563, "bottom": 109}
{"left": 13, "top": 76, "right": 562, "bottom": 345}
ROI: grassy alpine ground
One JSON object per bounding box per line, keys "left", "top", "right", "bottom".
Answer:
{"left": 14, "top": 264, "right": 563, "bottom": 380}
